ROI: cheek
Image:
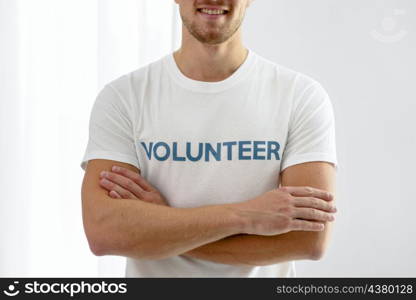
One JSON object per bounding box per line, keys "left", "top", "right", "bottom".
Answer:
{"left": 229, "top": 6, "right": 243, "bottom": 19}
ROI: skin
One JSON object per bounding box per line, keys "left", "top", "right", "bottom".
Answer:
{"left": 99, "top": 161, "right": 336, "bottom": 265}
{"left": 173, "top": 0, "right": 254, "bottom": 82}
{"left": 82, "top": 159, "right": 335, "bottom": 261}
{"left": 83, "top": 159, "right": 246, "bottom": 260}
{"left": 83, "top": 0, "right": 338, "bottom": 265}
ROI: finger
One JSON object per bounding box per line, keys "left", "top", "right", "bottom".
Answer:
{"left": 99, "top": 178, "right": 138, "bottom": 199}
{"left": 109, "top": 190, "right": 122, "bottom": 199}
{"left": 112, "top": 166, "right": 154, "bottom": 192}
{"left": 280, "top": 186, "right": 333, "bottom": 201}
{"left": 292, "top": 207, "right": 335, "bottom": 222}
{"left": 111, "top": 184, "right": 137, "bottom": 199}
{"left": 293, "top": 197, "right": 337, "bottom": 212}
{"left": 290, "top": 219, "right": 325, "bottom": 231}
{"left": 100, "top": 171, "right": 145, "bottom": 198}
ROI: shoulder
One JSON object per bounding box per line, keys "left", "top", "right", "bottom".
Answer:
{"left": 96, "top": 55, "right": 168, "bottom": 110}
{"left": 106, "top": 54, "right": 167, "bottom": 94}
{"left": 252, "top": 51, "right": 327, "bottom": 96}
{"left": 253, "top": 52, "right": 333, "bottom": 124}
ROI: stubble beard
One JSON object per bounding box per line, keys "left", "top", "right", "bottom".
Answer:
{"left": 181, "top": 12, "right": 244, "bottom": 45}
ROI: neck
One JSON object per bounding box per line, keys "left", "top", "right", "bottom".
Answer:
{"left": 173, "top": 26, "right": 248, "bottom": 82}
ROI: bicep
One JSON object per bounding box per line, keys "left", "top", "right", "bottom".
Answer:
{"left": 81, "top": 159, "right": 140, "bottom": 229}
{"left": 279, "top": 161, "right": 336, "bottom": 194}
{"left": 279, "top": 161, "right": 337, "bottom": 258}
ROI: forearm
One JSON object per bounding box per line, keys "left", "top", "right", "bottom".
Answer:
{"left": 85, "top": 197, "right": 245, "bottom": 260}
{"left": 87, "top": 161, "right": 336, "bottom": 264}
{"left": 181, "top": 222, "right": 333, "bottom": 266}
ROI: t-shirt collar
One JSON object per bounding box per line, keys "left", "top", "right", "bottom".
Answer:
{"left": 164, "top": 48, "right": 256, "bottom": 93}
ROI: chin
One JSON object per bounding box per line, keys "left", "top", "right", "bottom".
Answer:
{"left": 195, "top": 31, "right": 230, "bottom": 44}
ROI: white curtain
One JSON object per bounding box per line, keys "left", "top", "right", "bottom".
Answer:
{"left": 0, "top": 0, "right": 181, "bottom": 277}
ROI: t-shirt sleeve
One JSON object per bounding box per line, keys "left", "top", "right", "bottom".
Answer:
{"left": 280, "top": 81, "right": 338, "bottom": 172}
{"left": 80, "top": 84, "right": 140, "bottom": 171}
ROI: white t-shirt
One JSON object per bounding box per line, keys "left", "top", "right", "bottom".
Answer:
{"left": 81, "top": 49, "right": 338, "bottom": 277}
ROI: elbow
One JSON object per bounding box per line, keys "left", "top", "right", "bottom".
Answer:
{"left": 82, "top": 199, "right": 122, "bottom": 257}
{"left": 84, "top": 224, "right": 167, "bottom": 260}
{"left": 305, "top": 226, "right": 333, "bottom": 261}
{"left": 85, "top": 226, "right": 108, "bottom": 257}
{"left": 307, "top": 243, "right": 327, "bottom": 261}
{"left": 83, "top": 212, "right": 110, "bottom": 257}
{"left": 88, "top": 238, "right": 106, "bottom": 257}
{"left": 82, "top": 207, "right": 172, "bottom": 260}
{"left": 82, "top": 199, "right": 109, "bottom": 256}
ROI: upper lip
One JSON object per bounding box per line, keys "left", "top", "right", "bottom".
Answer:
{"left": 197, "top": 6, "right": 229, "bottom": 11}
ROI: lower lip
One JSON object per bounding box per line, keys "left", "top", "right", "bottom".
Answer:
{"left": 197, "top": 11, "right": 228, "bottom": 19}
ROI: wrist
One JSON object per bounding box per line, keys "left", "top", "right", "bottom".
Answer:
{"left": 224, "top": 202, "right": 252, "bottom": 235}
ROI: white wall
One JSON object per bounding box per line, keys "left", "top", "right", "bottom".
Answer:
{"left": 244, "top": 0, "right": 416, "bottom": 276}
{"left": 0, "top": 0, "right": 31, "bottom": 275}
{"left": 0, "top": 0, "right": 180, "bottom": 277}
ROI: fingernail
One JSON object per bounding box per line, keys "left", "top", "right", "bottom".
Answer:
{"left": 112, "top": 166, "right": 120, "bottom": 172}
{"left": 100, "top": 171, "right": 107, "bottom": 177}
{"left": 329, "top": 215, "right": 335, "bottom": 221}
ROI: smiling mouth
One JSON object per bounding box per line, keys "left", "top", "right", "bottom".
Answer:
{"left": 197, "top": 8, "right": 229, "bottom": 15}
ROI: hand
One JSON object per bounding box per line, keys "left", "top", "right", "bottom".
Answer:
{"left": 99, "top": 166, "right": 169, "bottom": 206}
{"left": 234, "top": 186, "right": 336, "bottom": 236}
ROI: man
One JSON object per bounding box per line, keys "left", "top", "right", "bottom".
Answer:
{"left": 81, "top": 0, "right": 338, "bottom": 277}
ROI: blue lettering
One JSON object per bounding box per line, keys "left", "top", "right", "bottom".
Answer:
{"left": 238, "top": 141, "right": 251, "bottom": 160}
{"left": 154, "top": 142, "right": 170, "bottom": 161}
{"left": 205, "top": 142, "right": 221, "bottom": 161}
{"left": 139, "top": 140, "right": 281, "bottom": 162}
{"left": 186, "top": 142, "right": 203, "bottom": 161}
{"left": 140, "top": 142, "right": 153, "bottom": 160}
{"left": 172, "top": 142, "right": 186, "bottom": 161}
{"left": 253, "top": 141, "right": 266, "bottom": 160}
{"left": 223, "top": 141, "right": 237, "bottom": 160}
{"left": 267, "top": 141, "right": 280, "bottom": 160}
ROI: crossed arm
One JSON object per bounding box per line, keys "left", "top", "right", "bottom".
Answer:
{"left": 82, "top": 159, "right": 336, "bottom": 265}
{"left": 181, "top": 161, "right": 336, "bottom": 266}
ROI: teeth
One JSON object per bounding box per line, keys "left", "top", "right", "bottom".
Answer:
{"left": 200, "top": 8, "right": 226, "bottom": 15}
